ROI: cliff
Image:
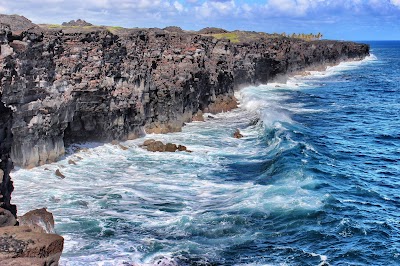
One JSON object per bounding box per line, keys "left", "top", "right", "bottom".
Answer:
{"left": 0, "top": 15, "right": 369, "bottom": 216}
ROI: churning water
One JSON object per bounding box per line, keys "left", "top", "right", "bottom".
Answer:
{"left": 13, "top": 41, "right": 400, "bottom": 265}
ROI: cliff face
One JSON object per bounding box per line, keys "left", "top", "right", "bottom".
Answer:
{"left": 0, "top": 16, "right": 369, "bottom": 214}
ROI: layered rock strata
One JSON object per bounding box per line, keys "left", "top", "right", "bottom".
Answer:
{"left": 0, "top": 15, "right": 369, "bottom": 214}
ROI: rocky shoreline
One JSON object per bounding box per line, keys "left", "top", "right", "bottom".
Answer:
{"left": 0, "top": 14, "right": 369, "bottom": 264}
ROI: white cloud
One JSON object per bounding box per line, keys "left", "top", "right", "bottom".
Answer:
{"left": 174, "top": 1, "right": 184, "bottom": 12}
{"left": 391, "top": 0, "right": 400, "bottom": 7}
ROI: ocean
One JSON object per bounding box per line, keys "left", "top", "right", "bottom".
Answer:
{"left": 12, "top": 41, "right": 400, "bottom": 265}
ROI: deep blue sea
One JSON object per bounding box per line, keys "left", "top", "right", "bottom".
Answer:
{"left": 13, "top": 41, "right": 400, "bottom": 265}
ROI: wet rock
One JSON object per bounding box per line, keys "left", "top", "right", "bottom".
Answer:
{"left": 143, "top": 139, "right": 156, "bottom": 146}
{"left": 233, "top": 129, "right": 243, "bottom": 139}
{"left": 165, "top": 143, "right": 178, "bottom": 152}
{"left": 146, "top": 141, "right": 166, "bottom": 152}
{"left": 0, "top": 208, "right": 16, "bottom": 227}
{"left": 55, "top": 169, "right": 65, "bottom": 179}
{"left": 177, "top": 145, "right": 187, "bottom": 151}
{"left": 0, "top": 226, "right": 63, "bottom": 265}
{"left": 68, "top": 159, "right": 77, "bottom": 165}
{"left": 18, "top": 208, "right": 55, "bottom": 234}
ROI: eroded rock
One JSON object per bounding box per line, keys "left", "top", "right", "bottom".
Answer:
{"left": 18, "top": 208, "right": 55, "bottom": 234}
{"left": 0, "top": 226, "right": 63, "bottom": 265}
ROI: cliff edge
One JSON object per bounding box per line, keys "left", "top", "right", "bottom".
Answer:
{"left": 0, "top": 14, "right": 369, "bottom": 216}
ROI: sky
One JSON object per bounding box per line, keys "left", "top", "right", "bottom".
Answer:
{"left": 0, "top": 0, "right": 399, "bottom": 40}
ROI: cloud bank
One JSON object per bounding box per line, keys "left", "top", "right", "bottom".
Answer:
{"left": 0, "top": 0, "right": 399, "bottom": 40}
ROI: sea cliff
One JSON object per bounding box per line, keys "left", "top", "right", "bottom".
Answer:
{"left": 0, "top": 15, "right": 368, "bottom": 225}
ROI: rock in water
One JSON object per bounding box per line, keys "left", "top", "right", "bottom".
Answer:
{"left": 165, "top": 143, "right": 178, "bottom": 152}
{"left": 0, "top": 208, "right": 16, "bottom": 227}
{"left": 233, "top": 129, "right": 244, "bottom": 139}
{"left": 68, "top": 159, "right": 77, "bottom": 165}
{"left": 55, "top": 169, "right": 65, "bottom": 179}
{"left": 0, "top": 226, "right": 64, "bottom": 265}
{"left": 18, "top": 208, "right": 55, "bottom": 234}
{"left": 143, "top": 139, "right": 156, "bottom": 146}
{"left": 146, "top": 141, "right": 166, "bottom": 152}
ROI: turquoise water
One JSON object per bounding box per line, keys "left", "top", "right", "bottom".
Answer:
{"left": 12, "top": 41, "right": 400, "bottom": 265}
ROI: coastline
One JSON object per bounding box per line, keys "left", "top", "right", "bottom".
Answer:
{"left": 1, "top": 14, "right": 369, "bottom": 265}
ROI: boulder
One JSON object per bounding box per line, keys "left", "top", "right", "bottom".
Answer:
{"left": 18, "top": 208, "right": 55, "bottom": 234}
{"left": 146, "top": 141, "right": 165, "bottom": 152}
{"left": 143, "top": 139, "right": 156, "bottom": 146}
{"left": 0, "top": 208, "right": 16, "bottom": 227}
{"left": 165, "top": 143, "right": 178, "bottom": 152}
{"left": 0, "top": 226, "right": 63, "bottom": 265}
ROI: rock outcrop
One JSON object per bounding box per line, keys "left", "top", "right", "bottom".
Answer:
{"left": 0, "top": 226, "right": 63, "bottom": 265}
{"left": 0, "top": 14, "right": 369, "bottom": 216}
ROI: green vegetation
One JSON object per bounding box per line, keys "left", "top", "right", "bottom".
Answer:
{"left": 280, "top": 32, "right": 323, "bottom": 41}
{"left": 46, "top": 24, "right": 62, "bottom": 28}
{"left": 211, "top": 32, "right": 240, "bottom": 43}
{"left": 106, "top": 26, "right": 124, "bottom": 33}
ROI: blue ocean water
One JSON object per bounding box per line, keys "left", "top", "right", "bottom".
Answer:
{"left": 12, "top": 41, "right": 400, "bottom": 266}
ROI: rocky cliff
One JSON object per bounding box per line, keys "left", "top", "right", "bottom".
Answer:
{"left": 0, "top": 15, "right": 369, "bottom": 216}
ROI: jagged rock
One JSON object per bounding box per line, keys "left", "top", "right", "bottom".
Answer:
{"left": 0, "top": 226, "right": 63, "bottom": 265}
{"left": 62, "top": 19, "right": 93, "bottom": 27}
{"left": 0, "top": 13, "right": 369, "bottom": 169}
{"left": 233, "top": 129, "right": 243, "bottom": 139}
{"left": 18, "top": 208, "right": 55, "bottom": 234}
{"left": 55, "top": 169, "right": 65, "bottom": 179}
{"left": 0, "top": 207, "right": 16, "bottom": 227}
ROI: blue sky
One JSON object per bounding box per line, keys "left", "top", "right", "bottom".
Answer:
{"left": 0, "top": 0, "right": 399, "bottom": 40}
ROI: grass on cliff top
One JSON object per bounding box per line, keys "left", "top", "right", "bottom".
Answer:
{"left": 211, "top": 32, "right": 240, "bottom": 43}
{"left": 209, "top": 31, "right": 285, "bottom": 44}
